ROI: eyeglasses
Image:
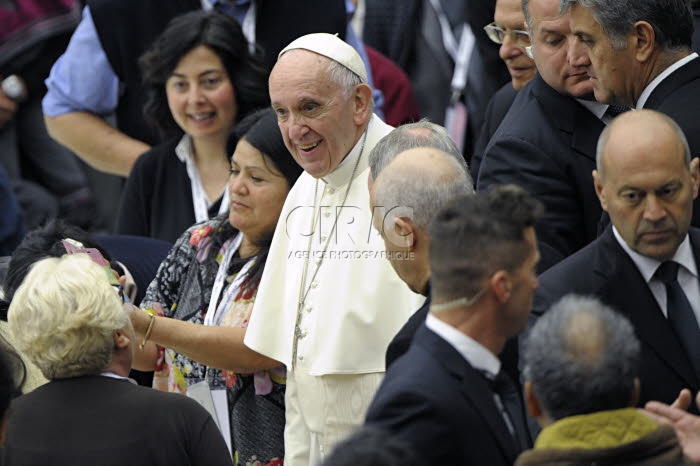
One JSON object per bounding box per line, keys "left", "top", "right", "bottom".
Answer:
{"left": 483, "top": 22, "right": 531, "bottom": 48}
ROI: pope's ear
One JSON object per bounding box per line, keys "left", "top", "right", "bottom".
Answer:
{"left": 352, "top": 83, "right": 373, "bottom": 125}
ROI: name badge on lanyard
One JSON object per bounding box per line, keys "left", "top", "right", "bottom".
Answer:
{"left": 185, "top": 156, "right": 230, "bottom": 223}
{"left": 187, "top": 230, "right": 255, "bottom": 460}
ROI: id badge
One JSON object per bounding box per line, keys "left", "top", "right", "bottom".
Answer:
{"left": 444, "top": 101, "right": 468, "bottom": 153}
{"left": 187, "top": 382, "right": 232, "bottom": 457}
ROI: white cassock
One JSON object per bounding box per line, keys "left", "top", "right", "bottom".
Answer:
{"left": 245, "top": 114, "right": 424, "bottom": 465}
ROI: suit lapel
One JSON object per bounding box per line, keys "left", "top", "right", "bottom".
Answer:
{"left": 595, "top": 228, "right": 699, "bottom": 388}
{"left": 530, "top": 74, "right": 601, "bottom": 163}
{"left": 417, "top": 326, "right": 521, "bottom": 463}
{"left": 643, "top": 56, "right": 700, "bottom": 109}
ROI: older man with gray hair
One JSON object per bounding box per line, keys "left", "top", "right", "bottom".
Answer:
{"left": 367, "top": 119, "right": 471, "bottom": 187}
{"left": 562, "top": 0, "right": 700, "bottom": 226}
{"left": 367, "top": 124, "right": 473, "bottom": 367}
{"left": 4, "top": 254, "right": 232, "bottom": 466}
{"left": 517, "top": 294, "right": 693, "bottom": 465}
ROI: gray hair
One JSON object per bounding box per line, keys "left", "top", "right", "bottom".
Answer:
{"left": 523, "top": 294, "right": 640, "bottom": 421}
{"left": 559, "top": 0, "right": 693, "bottom": 51}
{"left": 430, "top": 185, "right": 542, "bottom": 301}
{"left": 368, "top": 120, "right": 471, "bottom": 182}
{"left": 373, "top": 149, "right": 473, "bottom": 231}
{"left": 326, "top": 58, "right": 377, "bottom": 116}
{"left": 522, "top": 0, "right": 533, "bottom": 31}
{"left": 596, "top": 110, "right": 691, "bottom": 181}
{"left": 8, "top": 254, "right": 130, "bottom": 380}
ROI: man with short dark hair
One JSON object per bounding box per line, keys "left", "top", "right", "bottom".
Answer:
{"left": 366, "top": 184, "right": 541, "bottom": 465}
{"left": 517, "top": 294, "right": 693, "bottom": 465}
{"left": 563, "top": 0, "right": 700, "bottom": 225}
{"left": 533, "top": 109, "right": 700, "bottom": 411}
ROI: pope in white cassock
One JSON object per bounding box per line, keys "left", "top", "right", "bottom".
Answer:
{"left": 243, "top": 33, "right": 424, "bottom": 466}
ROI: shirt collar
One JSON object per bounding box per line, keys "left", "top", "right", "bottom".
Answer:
{"left": 425, "top": 313, "right": 501, "bottom": 377}
{"left": 636, "top": 53, "right": 698, "bottom": 109}
{"left": 321, "top": 115, "right": 374, "bottom": 188}
{"left": 100, "top": 371, "right": 138, "bottom": 385}
{"left": 612, "top": 225, "right": 697, "bottom": 282}
{"left": 576, "top": 98, "right": 608, "bottom": 120}
{"left": 203, "top": 0, "right": 250, "bottom": 10}
{"left": 174, "top": 134, "right": 194, "bottom": 164}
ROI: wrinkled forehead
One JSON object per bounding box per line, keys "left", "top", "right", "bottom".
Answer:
{"left": 269, "top": 52, "right": 344, "bottom": 103}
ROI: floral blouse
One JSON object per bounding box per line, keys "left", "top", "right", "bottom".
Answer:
{"left": 141, "top": 217, "right": 285, "bottom": 466}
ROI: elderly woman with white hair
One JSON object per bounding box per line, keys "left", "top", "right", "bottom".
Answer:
{"left": 2, "top": 254, "right": 233, "bottom": 466}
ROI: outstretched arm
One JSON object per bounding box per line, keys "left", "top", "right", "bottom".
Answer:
{"left": 129, "top": 308, "right": 282, "bottom": 374}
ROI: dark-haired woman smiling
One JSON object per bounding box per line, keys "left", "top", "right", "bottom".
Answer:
{"left": 117, "top": 10, "right": 269, "bottom": 243}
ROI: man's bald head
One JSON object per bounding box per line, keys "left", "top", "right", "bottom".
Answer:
{"left": 368, "top": 120, "right": 470, "bottom": 184}
{"left": 593, "top": 109, "right": 699, "bottom": 261}
{"left": 596, "top": 110, "right": 691, "bottom": 182}
{"left": 372, "top": 147, "right": 473, "bottom": 232}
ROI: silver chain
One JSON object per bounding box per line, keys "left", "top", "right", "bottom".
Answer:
{"left": 291, "top": 127, "right": 369, "bottom": 367}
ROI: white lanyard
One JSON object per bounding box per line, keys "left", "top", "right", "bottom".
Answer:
{"left": 427, "top": 0, "right": 475, "bottom": 96}
{"left": 204, "top": 232, "right": 256, "bottom": 327}
{"left": 450, "top": 24, "right": 475, "bottom": 96}
{"left": 241, "top": 1, "right": 256, "bottom": 55}
{"left": 185, "top": 156, "right": 230, "bottom": 223}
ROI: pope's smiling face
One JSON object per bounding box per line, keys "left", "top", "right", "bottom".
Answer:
{"left": 269, "top": 50, "right": 370, "bottom": 178}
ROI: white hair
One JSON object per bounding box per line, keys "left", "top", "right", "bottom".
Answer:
{"left": 8, "top": 254, "right": 129, "bottom": 380}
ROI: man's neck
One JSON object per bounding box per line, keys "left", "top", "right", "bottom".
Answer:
{"left": 635, "top": 49, "right": 693, "bottom": 106}
{"left": 434, "top": 304, "right": 506, "bottom": 357}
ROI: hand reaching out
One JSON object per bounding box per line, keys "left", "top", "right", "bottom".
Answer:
{"left": 645, "top": 389, "right": 700, "bottom": 464}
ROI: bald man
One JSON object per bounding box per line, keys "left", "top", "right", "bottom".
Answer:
{"left": 532, "top": 109, "right": 700, "bottom": 412}
{"left": 369, "top": 145, "right": 473, "bottom": 366}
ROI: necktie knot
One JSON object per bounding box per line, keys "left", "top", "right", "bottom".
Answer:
{"left": 486, "top": 370, "right": 517, "bottom": 396}
{"left": 606, "top": 105, "right": 632, "bottom": 118}
{"left": 655, "top": 261, "right": 680, "bottom": 285}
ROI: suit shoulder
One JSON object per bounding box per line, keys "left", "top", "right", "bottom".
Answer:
{"left": 534, "top": 239, "right": 603, "bottom": 312}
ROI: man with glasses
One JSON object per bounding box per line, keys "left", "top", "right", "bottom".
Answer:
{"left": 471, "top": 0, "right": 536, "bottom": 177}
{"left": 476, "top": 0, "right": 614, "bottom": 272}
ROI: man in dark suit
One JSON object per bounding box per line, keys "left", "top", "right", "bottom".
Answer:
{"left": 564, "top": 0, "right": 700, "bottom": 226}
{"left": 366, "top": 185, "right": 542, "bottom": 465}
{"left": 3, "top": 254, "right": 233, "bottom": 465}
{"left": 477, "top": 0, "right": 612, "bottom": 272}
{"left": 533, "top": 110, "right": 700, "bottom": 412}
{"left": 367, "top": 121, "right": 473, "bottom": 368}
{"left": 470, "top": 0, "right": 536, "bottom": 178}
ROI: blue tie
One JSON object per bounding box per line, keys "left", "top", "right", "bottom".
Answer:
{"left": 655, "top": 261, "right": 700, "bottom": 379}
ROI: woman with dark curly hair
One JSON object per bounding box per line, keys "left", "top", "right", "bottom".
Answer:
{"left": 116, "top": 10, "right": 269, "bottom": 243}
{"left": 130, "top": 108, "right": 302, "bottom": 466}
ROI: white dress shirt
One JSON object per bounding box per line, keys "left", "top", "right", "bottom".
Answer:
{"left": 613, "top": 226, "right": 700, "bottom": 324}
